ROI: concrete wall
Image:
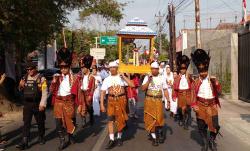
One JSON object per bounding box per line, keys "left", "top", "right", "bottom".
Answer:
{"left": 181, "top": 29, "right": 238, "bottom": 94}
{"left": 230, "top": 33, "right": 238, "bottom": 100}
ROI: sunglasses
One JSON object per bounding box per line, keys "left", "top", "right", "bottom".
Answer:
{"left": 26, "top": 68, "right": 34, "bottom": 71}
{"left": 59, "top": 65, "right": 70, "bottom": 69}
{"left": 198, "top": 67, "right": 207, "bottom": 73}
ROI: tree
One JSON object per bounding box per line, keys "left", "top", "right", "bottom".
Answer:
{"left": 154, "top": 33, "right": 169, "bottom": 60}
{"left": 0, "top": 0, "right": 125, "bottom": 106}
{"left": 56, "top": 29, "right": 119, "bottom": 61}
{"left": 79, "top": 0, "right": 127, "bottom": 24}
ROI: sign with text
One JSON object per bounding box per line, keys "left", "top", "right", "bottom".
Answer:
{"left": 90, "top": 48, "right": 106, "bottom": 59}
{"left": 100, "top": 36, "right": 117, "bottom": 45}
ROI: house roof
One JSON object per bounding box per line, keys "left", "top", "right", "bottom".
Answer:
{"left": 117, "top": 17, "right": 157, "bottom": 36}
{"left": 216, "top": 23, "right": 238, "bottom": 30}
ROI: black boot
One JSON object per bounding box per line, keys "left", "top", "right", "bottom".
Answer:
{"left": 184, "top": 114, "right": 190, "bottom": 130}
{"left": 16, "top": 137, "right": 28, "bottom": 150}
{"left": 174, "top": 114, "right": 178, "bottom": 122}
{"left": 209, "top": 132, "right": 217, "bottom": 151}
{"left": 58, "top": 131, "right": 67, "bottom": 151}
{"left": 201, "top": 133, "right": 208, "bottom": 151}
{"left": 183, "top": 113, "right": 188, "bottom": 130}
{"left": 68, "top": 133, "right": 76, "bottom": 144}
{"left": 117, "top": 138, "right": 123, "bottom": 146}
{"left": 156, "top": 127, "right": 165, "bottom": 144}
{"left": 89, "top": 114, "right": 94, "bottom": 126}
{"left": 38, "top": 135, "right": 46, "bottom": 145}
{"left": 177, "top": 108, "right": 183, "bottom": 126}
{"left": 105, "top": 140, "right": 116, "bottom": 149}
{"left": 88, "top": 106, "right": 95, "bottom": 126}
{"left": 152, "top": 138, "right": 159, "bottom": 146}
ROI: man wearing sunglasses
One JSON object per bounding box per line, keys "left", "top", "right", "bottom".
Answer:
{"left": 173, "top": 55, "right": 193, "bottom": 130}
{"left": 71, "top": 55, "right": 95, "bottom": 125}
{"left": 16, "top": 62, "right": 48, "bottom": 150}
{"left": 50, "top": 49, "right": 79, "bottom": 151}
{"left": 191, "top": 49, "right": 222, "bottom": 151}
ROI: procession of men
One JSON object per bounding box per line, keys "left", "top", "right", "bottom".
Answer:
{"left": 11, "top": 47, "right": 223, "bottom": 151}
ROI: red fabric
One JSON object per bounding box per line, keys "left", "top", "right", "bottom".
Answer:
{"left": 50, "top": 81, "right": 60, "bottom": 105}
{"left": 71, "top": 74, "right": 82, "bottom": 106}
{"left": 127, "top": 77, "right": 139, "bottom": 99}
{"left": 71, "top": 72, "right": 95, "bottom": 107}
{"left": 133, "top": 77, "right": 140, "bottom": 87}
{"left": 50, "top": 74, "right": 77, "bottom": 105}
{"left": 192, "top": 77, "right": 222, "bottom": 108}
{"left": 127, "top": 87, "right": 137, "bottom": 99}
{"left": 173, "top": 74, "right": 193, "bottom": 99}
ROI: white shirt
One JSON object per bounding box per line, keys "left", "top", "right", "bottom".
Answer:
{"left": 58, "top": 75, "right": 71, "bottom": 96}
{"left": 93, "top": 75, "right": 102, "bottom": 89}
{"left": 179, "top": 74, "right": 189, "bottom": 90}
{"left": 101, "top": 75, "right": 128, "bottom": 91}
{"left": 142, "top": 75, "right": 167, "bottom": 91}
{"left": 100, "top": 69, "right": 109, "bottom": 80}
{"left": 81, "top": 74, "right": 89, "bottom": 90}
{"left": 198, "top": 77, "right": 214, "bottom": 99}
{"left": 159, "top": 67, "right": 165, "bottom": 76}
{"left": 164, "top": 72, "right": 174, "bottom": 88}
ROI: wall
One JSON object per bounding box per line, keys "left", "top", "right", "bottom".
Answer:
{"left": 181, "top": 29, "right": 237, "bottom": 94}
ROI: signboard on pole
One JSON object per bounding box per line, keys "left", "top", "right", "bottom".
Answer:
{"left": 100, "top": 36, "right": 117, "bottom": 45}
{"left": 90, "top": 48, "right": 106, "bottom": 59}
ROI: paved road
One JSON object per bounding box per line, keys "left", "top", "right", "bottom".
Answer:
{"left": 3, "top": 91, "right": 250, "bottom": 151}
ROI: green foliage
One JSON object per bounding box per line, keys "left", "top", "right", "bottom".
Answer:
{"left": 56, "top": 29, "right": 119, "bottom": 61}
{"left": 154, "top": 33, "right": 169, "bottom": 58}
{"left": 220, "top": 71, "right": 231, "bottom": 94}
{"left": 0, "top": 0, "right": 125, "bottom": 58}
{"left": 158, "top": 54, "right": 167, "bottom": 62}
{"left": 79, "top": 0, "right": 127, "bottom": 24}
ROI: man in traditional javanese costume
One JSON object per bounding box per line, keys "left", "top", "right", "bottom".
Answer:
{"left": 191, "top": 49, "right": 222, "bottom": 151}
{"left": 141, "top": 61, "right": 170, "bottom": 146}
{"left": 71, "top": 55, "right": 95, "bottom": 125}
{"left": 173, "top": 55, "right": 193, "bottom": 129}
{"left": 100, "top": 61, "right": 135, "bottom": 149}
{"left": 50, "top": 48, "right": 81, "bottom": 151}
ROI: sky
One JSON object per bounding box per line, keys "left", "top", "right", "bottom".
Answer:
{"left": 67, "top": 0, "right": 249, "bottom": 36}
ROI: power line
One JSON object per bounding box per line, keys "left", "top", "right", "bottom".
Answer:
{"left": 176, "top": 0, "right": 194, "bottom": 14}
{"left": 175, "top": 0, "right": 189, "bottom": 10}
{"left": 218, "top": 0, "right": 238, "bottom": 12}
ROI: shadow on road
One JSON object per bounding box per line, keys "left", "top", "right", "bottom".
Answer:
{"left": 75, "top": 114, "right": 107, "bottom": 143}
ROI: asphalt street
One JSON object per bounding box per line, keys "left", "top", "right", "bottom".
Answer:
{"left": 3, "top": 91, "right": 250, "bottom": 151}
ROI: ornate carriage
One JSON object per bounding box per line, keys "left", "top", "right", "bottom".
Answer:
{"left": 117, "top": 17, "right": 157, "bottom": 73}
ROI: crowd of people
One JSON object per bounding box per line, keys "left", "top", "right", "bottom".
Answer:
{"left": 14, "top": 48, "right": 221, "bottom": 151}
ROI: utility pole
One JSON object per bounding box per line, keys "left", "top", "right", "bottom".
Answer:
{"left": 195, "top": 0, "right": 201, "bottom": 49}
{"left": 167, "top": 4, "right": 177, "bottom": 72}
{"left": 183, "top": 19, "right": 186, "bottom": 29}
{"left": 172, "top": 4, "right": 177, "bottom": 72}
{"left": 155, "top": 12, "right": 164, "bottom": 55}
{"left": 167, "top": 4, "right": 173, "bottom": 70}
{"left": 71, "top": 31, "right": 75, "bottom": 51}
{"left": 209, "top": 17, "right": 212, "bottom": 29}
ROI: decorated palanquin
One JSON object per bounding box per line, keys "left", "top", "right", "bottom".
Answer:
{"left": 117, "top": 17, "right": 157, "bottom": 73}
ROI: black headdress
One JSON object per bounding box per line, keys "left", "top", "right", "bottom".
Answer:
{"left": 177, "top": 55, "right": 190, "bottom": 71}
{"left": 80, "top": 55, "right": 93, "bottom": 69}
{"left": 25, "top": 62, "right": 37, "bottom": 69}
{"left": 57, "top": 47, "right": 72, "bottom": 66}
{"left": 191, "top": 49, "right": 210, "bottom": 73}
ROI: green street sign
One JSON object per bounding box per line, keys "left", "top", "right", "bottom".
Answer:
{"left": 100, "top": 36, "right": 117, "bottom": 45}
